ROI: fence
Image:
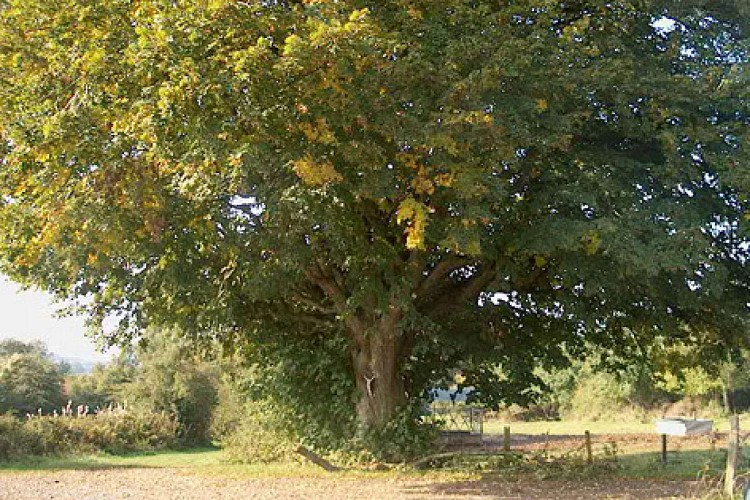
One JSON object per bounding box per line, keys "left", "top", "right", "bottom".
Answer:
{"left": 427, "top": 405, "right": 486, "bottom": 435}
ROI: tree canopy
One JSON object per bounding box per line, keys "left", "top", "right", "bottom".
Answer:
{"left": 0, "top": 339, "right": 66, "bottom": 415}
{"left": 1, "top": 0, "right": 748, "bottom": 446}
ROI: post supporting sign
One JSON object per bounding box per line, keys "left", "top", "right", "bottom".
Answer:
{"left": 655, "top": 418, "right": 713, "bottom": 464}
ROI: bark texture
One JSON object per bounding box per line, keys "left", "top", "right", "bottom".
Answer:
{"left": 351, "top": 308, "right": 406, "bottom": 430}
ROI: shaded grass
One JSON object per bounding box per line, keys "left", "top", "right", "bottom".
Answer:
{"left": 0, "top": 448, "right": 485, "bottom": 486}
{"left": 616, "top": 449, "right": 729, "bottom": 480}
{"left": 0, "top": 447, "right": 223, "bottom": 472}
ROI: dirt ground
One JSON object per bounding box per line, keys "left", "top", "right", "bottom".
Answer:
{"left": 0, "top": 467, "right": 707, "bottom": 500}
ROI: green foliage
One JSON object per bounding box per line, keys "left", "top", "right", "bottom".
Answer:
{"left": 0, "top": 0, "right": 748, "bottom": 441}
{"left": 0, "top": 412, "right": 178, "bottom": 461}
{"left": 0, "top": 415, "right": 39, "bottom": 461}
{"left": 0, "top": 340, "right": 66, "bottom": 415}
{"left": 64, "top": 358, "right": 136, "bottom": 411}
{"left": 0, "top": 340, "right": 50, "bottom": 358}
{"left": 211, "top": 349, "right": 355, "bottom": 461}
{"left": 120, "top": 330, "right": 219, "bottom": 446}
{"left": 217, "top": 399, "right": 299, "bottom": 464}
{"left": 354, "top": 406, "right": 438, "bottom": 462}
{"left": 528, "top": 352, "right": 671, "bottom": 421}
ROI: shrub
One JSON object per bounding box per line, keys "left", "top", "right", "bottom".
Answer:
{"left": 0, "top": 411, "right": 179, "bottom": 462}
{"left": 0, "top": 415, "right": 38, "bottom": 460}
{"left": 121, "top": 331, "right": 219, "bottom": 447}
{"left": 60, "top": 412, "right": 179, "bottom": 454}
{"left": 217, "top": 399, "right": 298, "bottom": 464}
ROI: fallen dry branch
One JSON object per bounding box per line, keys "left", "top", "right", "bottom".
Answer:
{"left": 411, "top": 450, "right": 520, "bottom": 470}
{"left": 296, "top": 445, "right": 341, "bottom": 472}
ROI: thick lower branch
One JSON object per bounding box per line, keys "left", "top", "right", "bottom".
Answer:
{"left": 419, "top": 262, "right": 497, "bottom": 317}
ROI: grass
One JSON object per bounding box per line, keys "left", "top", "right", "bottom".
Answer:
{"left": 0, "top": 444, "right": 741, "bottom": 482}
{"left": 483, "top": 418, "right": 654, "bottom": 436}
{"left": 483, "top": 413, "right": 750, "bottom": 437}
{"left": 2, "top": 416, "right": 749, "bottom": 489}
{"left": 0, "top": 448, "right": 340, "bottom": 479}
{"left": 0, "top": 448, "right": 226, "bottom": 472}
{"left": 0, "top": 449, "right": 489, "bottom": 489}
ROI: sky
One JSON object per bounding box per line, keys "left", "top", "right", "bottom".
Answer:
{"left": 0, "top": 276, "right": 114, "bottom": 361}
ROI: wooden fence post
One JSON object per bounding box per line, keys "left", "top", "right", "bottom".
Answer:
{"left": 503, "top": 426, "right": 511, "bottom": 452}
{"left": 585, "top": 430, "right": 593, "bottom": 464}
{"left": 724, "top": 414, "right": 740, "bottom": 497}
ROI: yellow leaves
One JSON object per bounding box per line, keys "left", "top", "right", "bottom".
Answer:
{"left": 10, "top": 53, "right": 23, "bottom": 67}
{"left": 434, "top": 173, "right": 454, "bottom": 188}
{"left": 535, "top": 98, "right": 549, "bottom": 113}
{"left": 443, "top": 234, "right": 481, "bottom": 256}
{"left": 292, "top": 155, "right": 343, "bottom": 186}
{"left": 206, "top": 0, "right": 231, "bottom": 11}
{"left": 299, "top": 118, "right": 336, "bottom": 145}
{"left": 228, "top": 153, "right": 243, "bottom": 168}
{"left": 34, "top": 152, "right": 52, "bottom": 163}
{"left": 411, "top": 168, "right": 434, "bottom": 196}
{"left": 396, "top": 197, "right": 430, "bottom": 250}
{"left": 81, "top": 47, "right": 106, "bottom": 72}
{"left": 534, "top": 255, "right": 547, "bottom": 267}
{"left": 407, "top": 7, "right": 423, "bottom": 20}
{"left": 397, "top": 152, "right": 420, "bottom": 170}
{"left": 348, "top": 8, "right": 370, "bottom": 23}
{"left": 581, "top": 229, "right": 601, "bottom": 255}
{"left": 431, "top": 134, "right": 460, "bottom": 155}
{"left": 283, "top": 34, "right": 302, "bottom": 57}
{"left": 465, "top": 238, "right": 481, "bottom": 256}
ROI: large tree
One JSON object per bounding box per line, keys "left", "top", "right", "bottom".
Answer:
{"left": 0, "top": 0, "right": 748, "bottom": 440}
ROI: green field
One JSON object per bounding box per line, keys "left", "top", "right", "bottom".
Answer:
{"left": 483, "top": 418, "right": 653, "bottom": 436}
{"left": 1, "top": 428, "right": 746, "bottom": 484}
{"left": 483, "top": 414, "right": 750, "bottom": 436}
{"left": 0, "top": 449, "right": 330, "bottom": 479}
{"left": 0, "top": 415, "right": 747, "bottom": 500}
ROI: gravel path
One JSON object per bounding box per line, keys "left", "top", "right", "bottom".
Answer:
{"left": 0, "top": 468, "right": 705, "bottom": 499}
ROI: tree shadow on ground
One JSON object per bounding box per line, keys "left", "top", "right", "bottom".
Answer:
{"left": 0, "top": 447, "right": 220, "bottom": 472}
{"left": 398, "top": 475, "right": 708, "bottom": 499}
{"left": 396, "top": 447, "right": 739, "bottom": 499}
{"left": 0, "top": 458, "right": 156, "bottom": 472}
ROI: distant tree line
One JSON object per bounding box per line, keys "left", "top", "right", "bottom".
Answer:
{"left": 0, "top": 332, "right": 219, "bottom": 446}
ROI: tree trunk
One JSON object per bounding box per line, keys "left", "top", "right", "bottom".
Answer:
{"left": 723, "top": 385, "right": 732, "bottom": 415}
{"left": 351, "top": 310, "right": 406, "bottom": 431}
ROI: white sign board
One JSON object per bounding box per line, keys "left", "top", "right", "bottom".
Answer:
{"left": 655, "top": 418, "right": 713, "bottom": 436}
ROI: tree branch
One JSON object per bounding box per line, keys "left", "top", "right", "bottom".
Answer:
{"left": 292, "top": 292, "right": 337, "bottom": 315}
{"left": 414, "top": 255, "right": 471, "bottom": 298}
{"left": 420, "top": 262, "right": 497, "bottom": 317}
